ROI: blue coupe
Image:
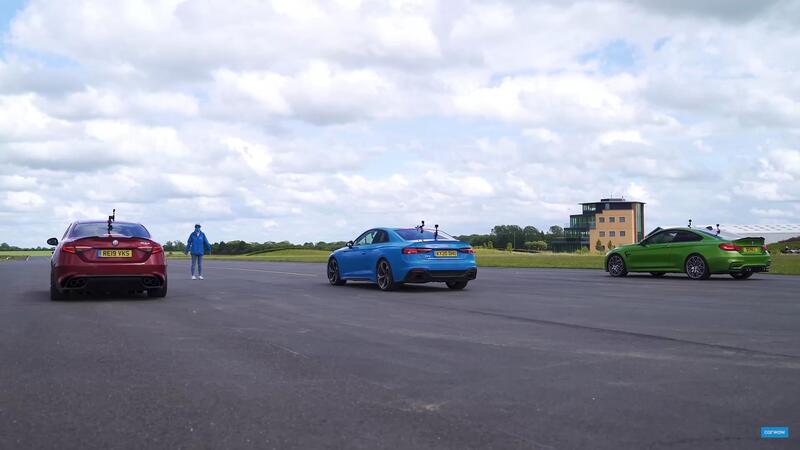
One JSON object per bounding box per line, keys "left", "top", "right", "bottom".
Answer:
{"left": 327, "top": 225, "right": 478, "bottom": 291}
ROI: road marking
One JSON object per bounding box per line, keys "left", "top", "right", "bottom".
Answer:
{"left": 216, "top": 267, "right": 317, "bottom": 277}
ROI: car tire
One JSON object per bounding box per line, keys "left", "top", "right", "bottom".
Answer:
{"left": 685, "top": 254, "right": 710, "bottom": 280}
{"left": 50, "top": 274, "right": 66, "bottom": 301}
{"left": 607, "top": 254, "right": 628, "bottom": 277}
{"left": 446, "top": 281, "right": 468, "bottom": 290}
{"left": 327, "top": 258, "right": 347, "bottom": 286}
{"left": 650, "top": 272, "right": 666, "bottom": 277}
{"left": 148, "top": 277, "right": 168, "bottom": 298}
{"left": 730, "top": 271, "right": 753, "bottom": 280}
{"left": 376, "top": 259, "right": 399, "bottom": 291}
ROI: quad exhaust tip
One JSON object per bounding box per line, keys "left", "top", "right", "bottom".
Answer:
{"left": 142, "top": 277, "right": 161, "bottom": 287}
{"left": 66, "top": 278, "right": 87, "bottom": 288}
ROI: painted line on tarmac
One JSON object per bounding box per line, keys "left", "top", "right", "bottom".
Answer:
{"left": 216, "top": 267, "right": 318, "bottom": 277}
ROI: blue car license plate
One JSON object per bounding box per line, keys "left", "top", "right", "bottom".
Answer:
{"left": 434, "top": 250, "right": 457, "bottom": 257}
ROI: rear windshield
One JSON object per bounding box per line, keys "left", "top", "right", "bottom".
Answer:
{"left": 394, "top": 229, "right": 457, "bottom": 241}
{"left": 70, "top": 222, "right": 151, "bottom": 239}
{"left": 695, "top": 229, "right": 742, "bottom": 241}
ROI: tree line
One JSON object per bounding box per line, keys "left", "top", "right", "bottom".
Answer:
{"left": 456, "top": 225, "right": 564, "bottom": 251}
{"left": 162, "top": 240, "right": 348, "bottom": 255}
{"left": 0, "top": 243, "right": 51, "bottom": 251}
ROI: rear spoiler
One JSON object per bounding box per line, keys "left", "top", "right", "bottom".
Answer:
{"left": 733, "top": 236, "right": 765, "bottom": 243}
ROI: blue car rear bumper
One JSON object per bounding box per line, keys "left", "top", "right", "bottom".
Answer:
{"left": 402, "top": 267, "right": 478, "bottom": 283}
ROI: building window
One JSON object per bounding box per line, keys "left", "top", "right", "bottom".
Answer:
{"left": 609, "top": 217, "right": 616, "bottom": 223}
{"left": 609, "top": 231, "right": 616, "bottom": 237}
{"left": 620, "top": 230, "right": 626, "bottom": 237}
{"left": 619, "top": 216, "right": 625, "bottom": 223}
{"left": 599, "top": 217, "right": 605, "bottom": 223}
{"left": 599, "top": 231, "right": 605, "bottom": 237}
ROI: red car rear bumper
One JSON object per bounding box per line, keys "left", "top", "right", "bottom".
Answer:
{"left": 53, "top": 261, "right": 167, "bottom": 290}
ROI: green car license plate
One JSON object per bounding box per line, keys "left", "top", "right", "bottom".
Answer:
{"left": 741, "top": 246, "right": 761, "bottom": 254}
{"left": 435, "top": 250, "right": 457, "bottom": 257}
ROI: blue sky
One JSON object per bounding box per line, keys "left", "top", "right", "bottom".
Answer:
{"left": 0, "top": 0, "right": 799, "bottom": 247}
{"left": 0, "top": 0, "right": 23, "bottom": 34}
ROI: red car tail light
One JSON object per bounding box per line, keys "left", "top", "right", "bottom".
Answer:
{"left": 719, "top": 243, "right": 742, "bottom": 251}
{"left": 62, "top": 245, "right": 91, "bottom": 254}
{"left": 459, "top": 247, "right": 475, "bottom": 254}
{"left": 138, "top": 245, "right": 164, "bottom": 254}
{"left": 402, "top": 247, "right": 432, "bottom": 254}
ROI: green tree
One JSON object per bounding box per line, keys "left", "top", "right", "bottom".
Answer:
{"left": 506, "top": 242, "right": 513, "bottom": 252}
{"left": 492, "top": 225, "right": 524, "bottom": 250}
{"left": 549, "top": 225, "right": 564, "bottom": 237}
{"left": 595, "top": 239, "right": 604, "bottom": 252}
{"left": 524, "top": 241, "right": 547, "bottom": 251}
{"left": 607, "top": 240, "right": 615, "bottom": 250}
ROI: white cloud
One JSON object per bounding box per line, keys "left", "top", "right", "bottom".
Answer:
{"left": 598, "top": 130, "right": 649, "bottom": 146}
{"left": 4, "top": 191, "right": 45, "bottom": 210}
{"left": 523, "top": 128, "right": 561, "bottom": 144}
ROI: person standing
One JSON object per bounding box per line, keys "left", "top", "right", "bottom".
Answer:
{"left": 185, "top": 224, "right": 211, "bottom": 280}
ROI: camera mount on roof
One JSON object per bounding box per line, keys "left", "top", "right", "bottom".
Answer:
{"left": 688, "top": 219, "right": 692, "bottom": 228}
{"left": 416, "top": 220, "right": 425, "bottom": 233}
{"left": 107, "top": 209, "right": 116, "bottom": 234}
{"left": 434, "top": 224, "right": 439, "bottom": 240}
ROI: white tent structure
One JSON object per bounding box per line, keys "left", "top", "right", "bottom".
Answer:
{"left": 661, "top": 224, "right": 800, "bottom": 244}
{"left": 718, "top": 224, "right": 800, "bottom": 244}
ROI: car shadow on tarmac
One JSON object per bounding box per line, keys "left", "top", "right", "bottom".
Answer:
{"left": 334, "top": 282, "right": 465, "bottom": 293}
{"left": 619, "top": 273, "right": 770, "bottom": 282}
{"left": 33, "top": 290, "right": 162, "bottom": 302}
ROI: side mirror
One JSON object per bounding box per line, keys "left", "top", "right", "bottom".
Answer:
{"left": 47, "top": 238, "right": 58, "bottom": 246}
{"left": 347, "top": 241, "right": 354, "bottom": 248}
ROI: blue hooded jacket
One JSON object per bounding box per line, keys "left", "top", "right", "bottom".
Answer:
{"left": 187, "top": 230, "right": 211, "bottom": 256}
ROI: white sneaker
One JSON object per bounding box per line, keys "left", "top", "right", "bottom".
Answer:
{"left": 198, "top": 276, "right": 204, "bottom": 280}
{"left": 192, "top": 276, "right": 197, "bottom": 280}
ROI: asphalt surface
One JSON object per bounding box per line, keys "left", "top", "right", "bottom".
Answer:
{"left": 1, "top": 257, "right": 798, "bottom": 450}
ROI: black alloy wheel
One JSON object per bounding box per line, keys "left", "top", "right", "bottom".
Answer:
{"left": 376, "top": 259, "right": 399, "bottom": 291}
{"left": 50, "top": 270, "right": 66, "bottom": 301}
{"left": 148, "top": 277, "right": 168, "bottom": 298}
{"left": 607, "top": 254, "right": 628, "bottom": 277}
{"left": 685, "top": 255, "right": 710, "bottom": 280}
{"left": 730, "top": 270, "right": 753, "bottom": 280}
{"left": 445, "top": 281, "right": 468, "bottom": 290}
{"left": 327, "top": 258, "right": 346, "bottom": 286}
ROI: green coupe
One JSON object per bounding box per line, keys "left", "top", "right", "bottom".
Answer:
{"left": 605, "top": 227, "right": 771, "bottom": 280}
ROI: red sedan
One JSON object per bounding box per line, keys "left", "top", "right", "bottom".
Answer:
{"left": 48, "top": 220, "right": 167, "bottom": 300}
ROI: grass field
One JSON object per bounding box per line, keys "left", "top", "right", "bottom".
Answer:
{"left": 474, "top": 249, "right": 604, "bottom": 269}
{"left": 2, "top": 249, "right": 798, "bottom": 274}
{"left": 166, "top": 249, "right": 330, "bottom": 263}
{"left": 0, "top": 250, "right": 52, "bottom": 261}
{"left": 0, "top": 250, "right": 53, "bottom": 257}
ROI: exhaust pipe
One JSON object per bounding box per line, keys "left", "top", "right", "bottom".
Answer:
{"left": 66, "top": 278, "right": 87, "bottom": 288}
{"left": 142, "top": 277, "right": 161, "bottom": 287}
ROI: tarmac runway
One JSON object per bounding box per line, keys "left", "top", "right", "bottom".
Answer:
{"left": 1, "top": 257, "right": 797, "bottom": 449}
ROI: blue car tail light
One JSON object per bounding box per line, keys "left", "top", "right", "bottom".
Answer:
{"left": 402, "top": 247, "right": 433, "bottom": 254}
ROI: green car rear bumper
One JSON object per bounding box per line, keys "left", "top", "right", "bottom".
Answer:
{"left": 707, "top": 253, "right": 771, "bottom": 273}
